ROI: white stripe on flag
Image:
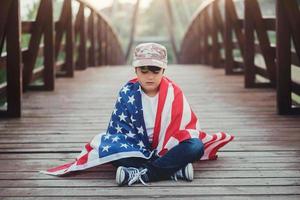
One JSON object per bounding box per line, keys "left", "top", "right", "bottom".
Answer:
{"left": 164, "top": 136, "right": 179, "bottom": 151}
{"left": 180, "top": 94, "right": 191, "bottom": 130}
{"left": 157, "top": 83, "right": 174, "bottom": 153}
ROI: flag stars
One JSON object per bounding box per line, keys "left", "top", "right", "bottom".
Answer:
{"left": 118, "top": 112, "right": 127, "bottom": 122}
{"left": 115, "top": 124, "right": 123, "bottom": 133}
{"left": 137, "top": 140, "right": 145, "bottom": 149}
{"left": 104, "top": 133, "right": 111, "bottom": 140}
{"left": 122, "top": 86, "right": 130, "bottom": 94}
{"left": 109, "top": 121, "right": 114, "bottom": 127}
{"left": 137, "top": 126, "right": 144, "bottom": 135}
{"left": 118, "top": 96, "right": 122, "bottom": 103}
{"left": 137, "top": 86, "right": 142, "bottom": 93}
{"left": 128, "top": 95, "right": 135, "bottom": 105}
{"left": 102, "top": 145, "right": 111, "bottom": 152}
{"left": 113, "top": 108, "right": 118, "bottom": 115}
{"left": 112, "top": 136, "right": 120, "bottom": 143}
{"left": 130, "top": 116, "right": 136, "bottom": 123}
{"left": 120, "top": 143, "right": 129, "bottom": 149}
{"left": 126, "top": 131, "right": 136, "bottom": 138}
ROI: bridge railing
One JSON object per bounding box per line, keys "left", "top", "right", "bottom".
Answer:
{"left": 0, "top": 0, "right": 125, "bottom": 118}
{"left": 179, "top": 0, "right": 300, "bottom": 115}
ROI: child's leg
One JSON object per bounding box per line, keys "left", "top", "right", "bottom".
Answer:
{"left": 144, "top": 138, "right": 204, "bottom": 181}
{"left": 111, "top": 157, "right": 149, "bottom": 168}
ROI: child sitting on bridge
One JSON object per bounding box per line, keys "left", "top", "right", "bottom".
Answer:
{"left": 42, "top": 43, "right": 234, "bottom": 186}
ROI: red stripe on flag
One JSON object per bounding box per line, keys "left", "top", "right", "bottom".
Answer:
{"left": 199, "top": 131, "right": 207, "bottom": 140}
{"left": 76, "top": 143, "right": 93, "bottom": 165}
{"left": 47, "top": 161, "right": 75, "bottom": 173}
{"left": 185, "top": 110, "right": 197, "bottom": 129}
{"left": 162, "top": 83, "right": 184, "bottom": 147}
{"left": 152, "top": 77, "right": 169, "bottom": 149}
{"left": 208, "top": 133, "right": 234, "bottom": 159}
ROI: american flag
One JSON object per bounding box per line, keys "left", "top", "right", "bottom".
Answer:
{"left": 42, "top": 77, "right": 233, "bottom": 176}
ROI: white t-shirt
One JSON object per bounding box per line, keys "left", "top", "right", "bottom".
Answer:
{"left": 141, "top": 90, "right": 158, "bottom": 143}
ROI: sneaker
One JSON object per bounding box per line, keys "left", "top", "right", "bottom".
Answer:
{"left": 172, "top": 163, "right": 194, "bottom": 181}
{"left": 116, "top": 166, "right": 148, "bottom": 186}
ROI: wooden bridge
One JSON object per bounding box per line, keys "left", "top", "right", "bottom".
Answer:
{"left": 0, "top": 0, "right": 300, "bottom": 199}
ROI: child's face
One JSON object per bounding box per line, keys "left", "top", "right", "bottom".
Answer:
{"left": 136, "top": 66, "right": 164, "bottom": 96}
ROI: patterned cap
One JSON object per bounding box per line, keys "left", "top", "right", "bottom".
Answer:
{"left": 132, "top": 43, "right": 168, "bottom": 69}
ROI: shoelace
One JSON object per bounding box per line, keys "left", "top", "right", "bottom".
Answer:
{"left": 171, "top": 170, "right": 183, "bottom": 182}
{"left": 127, "top": 168, "right": 149, "bottom": 186}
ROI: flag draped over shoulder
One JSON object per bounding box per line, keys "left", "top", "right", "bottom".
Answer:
{"left": 42, "top": 77, "right": 234, "bottom": 176}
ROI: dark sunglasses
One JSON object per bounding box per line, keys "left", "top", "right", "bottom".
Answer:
{"left": 139, "top": 66, "right": 162, "bottom": 73}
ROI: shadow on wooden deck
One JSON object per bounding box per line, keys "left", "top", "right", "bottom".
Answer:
{"left": 0, "top": 65, "right": 300, "bottom": 199}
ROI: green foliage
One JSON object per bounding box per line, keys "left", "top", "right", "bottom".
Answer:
{"left": 0, "top": 69, "right": 6, "bottom": 83}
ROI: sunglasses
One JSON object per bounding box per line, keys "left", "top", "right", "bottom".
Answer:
{"left": 139, "top": 66, "right": 162, "bottom": 74}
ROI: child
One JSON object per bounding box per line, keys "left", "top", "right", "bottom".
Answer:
{"left": 42, "top": 43, "right": 234, "bottom": 187}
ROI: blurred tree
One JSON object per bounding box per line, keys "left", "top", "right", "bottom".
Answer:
{"left": 100, "top": 0, "right": 203, "bottom": 63}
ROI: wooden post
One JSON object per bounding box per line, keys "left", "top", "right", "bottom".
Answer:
{"left": 23, "top": 1, "right": 47, "bottom": 90}
{"left": 43, "top": 0, "right": 55, "bottom": 90}
{"left": 211, "top": 2, "right": 220, "bottom": 68}
{"left": 224, "top": 0, "right": 234, "bottom": 74}
{"left": 65, "top": 0, "right": 74, "bottom": 77}
{"left": 97, "top": 17, "right": 102, "bottom": 65}
{"left": 6, "top": 0, "right": 22, "bottom": 117}
{"left": 244, "top": 0, "right": 255, "bottom": 88}
{"left": 276, "top": 0, "right": 292, "bottom": 114}
{"left": 88, "top": 10, "right": 96, "bottom": 67}
{"left": 102, "top": 21, "right": 107, "bottom": 65}
{"left": 77, "top": 4, "right": 87, "bottom": 70}
{"left": 107, "top": 29, "right": 111, "bottom": 65}
{"left": 0, "top": 1, "right": 12, "bottom": 53}
{"left": 203, "top": 11, "right": 209, "bottom": 65}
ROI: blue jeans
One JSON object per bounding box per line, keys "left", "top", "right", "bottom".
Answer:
{"left": 111, "top": 138, "right": 204, "bottom": 182}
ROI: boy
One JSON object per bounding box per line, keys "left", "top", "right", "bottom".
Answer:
{"left": 43, "top": 43, "right": 233, "bottom": 187}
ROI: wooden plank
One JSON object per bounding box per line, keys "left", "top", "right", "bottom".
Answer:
{"left": 292, "top": 81, "right": 300, "bottom": 96}
{"left": 244, "top": 0, "right": 255, "bottom": 87}
{"left": 54, "top": 1, "right": 68, "bottom": 61}
{"left": 0, "top": 82, "right": 6, "bottom": 99}
{"left": 75, "top": 4, "right": 87, "bottom": 70}
{"left": 264, "top": 18, "right": 276, "bottom": 31}
{"left": 276, "top": 0, "right": 292, "bottom": 114}
{"left": 0, "top": 54, "right": 6, "bottom": 69}
{"left": 64, "top": 0, "right": 75, "bottom": 77}
{"left": 251, "top": 0, "right": 276, "bottom": 86}
{"left": 211, "top": 2, "right": 221, "bottom": 68}
{"left": 1, "top": 186, "right": 300, "bottom": 197}
{"left": 224, "top": 0, "right": 234, "bottom": 74}
{"left": 21, "top": 21, "right": 34, "bottom": 34}
{"left": 22, "top": 0, "right": 48, "bottom": 90}
{"left": 1, "top": 197, "right": 300, "bottom": 200}
{"left": 43, "top": 0, "right": 55, "bottom": 91}
{"left": 2, "top": 0, "right": 22, "bottom": 118}
{"left": 88, "top": 10, "right": 96, "bottom": 67}
{"left": 0, "top": 178, "right": 299, "bottom": 187}
{"left": 291, "top": 51, "right": 300, "bottom": 67}
{"left": 97, "top": 17, "right": 102, "bottom": 65}
{"left": 0, "top": 64, "right": 300, "bottom": 198}
{"left": 0, "top": 1, "right": 13, "bottom": 54}
{"left": 283, "top": 0, "right": 300, "bottom": 64}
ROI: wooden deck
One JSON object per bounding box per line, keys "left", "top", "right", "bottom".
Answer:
{"left": 0, "top": 65, "right": 300, "bottom": 199}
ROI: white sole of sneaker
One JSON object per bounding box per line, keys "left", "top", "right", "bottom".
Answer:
{"left": 185, "top": 163, "right": 194, "bottom": 181}
{"left": 116, "top": 166, "right": 125, "bottom": 186}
